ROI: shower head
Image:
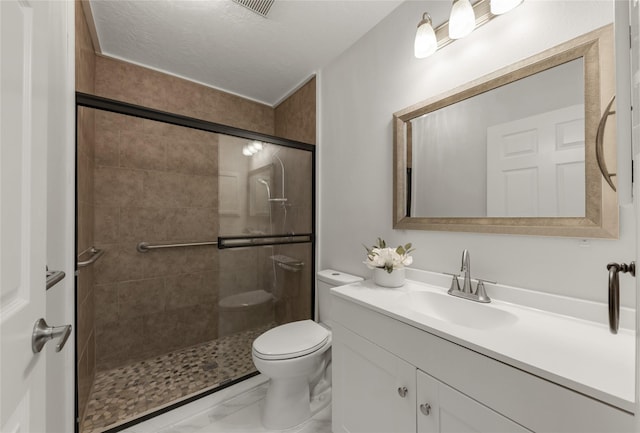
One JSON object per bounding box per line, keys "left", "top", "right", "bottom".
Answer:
{"left": 257, "top": 178, "right": 271, "bottom": 199}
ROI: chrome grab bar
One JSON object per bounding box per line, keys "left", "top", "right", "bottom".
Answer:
{"left": 77, "top": 247, "right": 105, "bottom": 268}
{"left": 46, "top": 270, "right": 65, "bottom": 290}
{"left": 596, "top": 95, "right": 617, "bottom": 191}
{"left": 607, "top": 261, "right": 635, "bottom": 334}
{"left": 137, "top": 240, "right": 218, "bottom": 253}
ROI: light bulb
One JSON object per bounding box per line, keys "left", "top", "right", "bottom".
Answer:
{"left": 242, "top": 146, "right": 253, "bottom": 156}
{"left": 252, "top": 141, "right": 263, "bottom": 151}
{"left": 449, "top": 0, "right": 475, "bottom": 40}
{"left": 414, "top": 13, "right": 437, "bottom": 59}
{"left": 490, "top": 0, "right": 523, "bottom": 15}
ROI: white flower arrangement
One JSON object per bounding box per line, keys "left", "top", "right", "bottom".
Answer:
{"left": 364, "top": 238, "right": 414, "bottom": 274}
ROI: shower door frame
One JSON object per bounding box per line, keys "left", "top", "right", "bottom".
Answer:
{"left": 74, "top": 92, "right": 316, "bottom": 432}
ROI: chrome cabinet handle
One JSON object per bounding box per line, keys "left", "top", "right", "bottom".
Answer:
{"left": 32, "top": 318, "right": 72, "bottom": 353}
{"left": 397, "top": 386, "right": 408, "bottom": 398}
{"left": 596, "top": 95, "right": 617, "bottom": 191}
{"left": 420, "top": 403, "right": 432, "bottom": 416}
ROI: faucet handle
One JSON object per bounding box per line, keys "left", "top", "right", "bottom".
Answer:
{"left": 444, "top": 272, "right": 461, "bottom": 294}
{"left": 474, "top": 278, "right": 495, "bottom": 303}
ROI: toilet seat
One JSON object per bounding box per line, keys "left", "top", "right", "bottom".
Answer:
{"left": 253, "top": 320, "right": 329, "bottom": 360}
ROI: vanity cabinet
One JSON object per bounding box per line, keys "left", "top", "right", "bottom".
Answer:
{"left": 416, "top": 370, "right": 530, "bottom": 433}
{"left": 332, "top": 323, "right": 415, "bottom": 433}
{"left": 333, "top": 323, "right": 530, "bottom": 433}
{"left": 331, "top": 292, "right": 634, "bottom": 433}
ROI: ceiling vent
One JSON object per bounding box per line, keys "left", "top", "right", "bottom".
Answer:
{"left": 232, "top": 0, "right": 275, "bottom": 17}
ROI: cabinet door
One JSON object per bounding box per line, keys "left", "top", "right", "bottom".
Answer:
{"left": 417, "top": 370, "right": 531, "bottom": 433}
{"left": 332, "top": 323, "right": 416, "bottom": 433}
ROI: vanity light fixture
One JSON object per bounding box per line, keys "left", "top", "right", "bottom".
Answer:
{"left": 448, "top": 0, "right": 476, "bottom": 40}
{"left": 414, "top": 0, "right": 523, "bottom": 58}
{"left": 414, "top": 13, "right": 438, "bottom": 59}
{"left": 242, "top": 140, "right": 265, "bottom": 156}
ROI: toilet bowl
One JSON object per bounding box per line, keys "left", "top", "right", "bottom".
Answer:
{"left": 251, "top": 269, "right": 363, "bottom": 429}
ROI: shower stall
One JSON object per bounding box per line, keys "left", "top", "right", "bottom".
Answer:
{"left": 75, "top": 94, "right": 315, "bottom": 433}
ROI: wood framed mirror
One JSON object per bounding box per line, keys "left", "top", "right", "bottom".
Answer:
{"left": 393, "top": 25, "right": 617, "bottom": 238}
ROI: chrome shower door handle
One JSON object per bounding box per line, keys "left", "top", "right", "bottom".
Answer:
{"left": 32, "top": 318, "right": 72, "bottom": 353}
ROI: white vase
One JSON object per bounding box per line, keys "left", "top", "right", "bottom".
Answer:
{"left": 373, "top": 268, "right": 405, "bottom": 288}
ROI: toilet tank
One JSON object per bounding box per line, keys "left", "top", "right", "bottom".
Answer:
{"left": 317, "top": 269, "right": 363, "bottom": 326}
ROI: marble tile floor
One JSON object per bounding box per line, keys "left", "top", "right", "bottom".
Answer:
{"left": 120, "top": 374, "right": 332, "bottom": 433}
{"left": 82, "top": 324, "right": 274, "bottom": 433}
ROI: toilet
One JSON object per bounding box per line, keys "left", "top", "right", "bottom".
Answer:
{"left": 251, "top": 269, "right": 363, "bottom": 429}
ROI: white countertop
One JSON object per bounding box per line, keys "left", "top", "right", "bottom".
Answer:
{"left": 331, "top": 273, "right": 635, "bottom": 412}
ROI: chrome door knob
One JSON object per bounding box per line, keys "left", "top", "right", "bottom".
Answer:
{"left": 420, "top": 403, "right": 432, "bottom": 416}
{"left": 32, "top": 318, "right": 72, "bottom": 353}
{"left": 397, "top": 386, "right": 408, "bottom": 398}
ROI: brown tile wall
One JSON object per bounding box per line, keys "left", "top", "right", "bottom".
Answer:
{"left": 75, "top": 0, "right": 97, "bottom": 425}
{"left": 92, "top": 112, "right": 220, "bottom": 370}
{"left": 274, "top": 77, "right": 317, "bottom": 145}
{"left": 94, "top": 56, "right": 275, "bottom": 136}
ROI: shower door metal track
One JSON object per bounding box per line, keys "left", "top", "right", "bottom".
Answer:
{"left": 136, "top": 234, "right": 313, "bottom": 252}
{"left": 75, "top": 92, "right": 315, "bottom": 152}
{"left": 217, "top": 233, "right": 313, "bottom": 249}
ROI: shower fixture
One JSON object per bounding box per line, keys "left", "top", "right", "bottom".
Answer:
{"left": 257, "top": 178, "right": 271, "bottom": 199}
{"left": 257, "top": 177, "right": 287, "bottom": 203}
{"left": 270, "top": 152, "right": 287, "bottom": 203}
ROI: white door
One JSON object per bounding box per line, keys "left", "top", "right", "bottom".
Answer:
{"left": 332, "top": 323, "right": 416, "bottom": 433}
{"left": 487, "top": 105, "right": 585, "bottom": 217}
{"left": 1, "top": 0, "right": 59, "bottom": 431}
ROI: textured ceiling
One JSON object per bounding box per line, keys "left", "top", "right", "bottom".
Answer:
{"left": 89, "top": 0, "right": 403, "bottom": 106}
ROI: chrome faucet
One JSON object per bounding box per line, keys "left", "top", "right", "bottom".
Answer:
{"left": 447, "top": 250, "right": 494, "bottom": 303}
{"left": 461, "top": 249, "right": 472, "bottom": 294}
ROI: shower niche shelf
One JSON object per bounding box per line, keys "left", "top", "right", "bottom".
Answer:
{"left": 270, "top": 254, "right": 304, "bottom": 272}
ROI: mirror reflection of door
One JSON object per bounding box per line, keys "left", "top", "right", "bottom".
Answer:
{"left": 486, "top": 105, "right": 585, "bottom": 217}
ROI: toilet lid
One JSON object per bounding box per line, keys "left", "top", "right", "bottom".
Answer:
{"left": 253, "top": 320, "right": 329, "bottom": 360}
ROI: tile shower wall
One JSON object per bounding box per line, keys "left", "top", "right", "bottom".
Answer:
{"left": 94, "top": 56, "right": 275, "bottom": 136}
{"left": 92, "top": 112, "right": 220, "bottom": 370}
{"left": 75, "top": 0, "right": 97, "bottom": 423}
{"left": 275, "top": 77, "right": 317, "bottom": 145}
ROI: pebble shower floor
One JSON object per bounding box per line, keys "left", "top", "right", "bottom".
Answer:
{"left": 81, "top": 324, "right": 273, "bottom": 433}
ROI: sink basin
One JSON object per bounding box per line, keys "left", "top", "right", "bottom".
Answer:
{"left": 401, "top": 290, "right": 518, "bottom": 329}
